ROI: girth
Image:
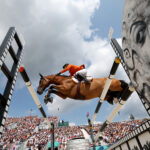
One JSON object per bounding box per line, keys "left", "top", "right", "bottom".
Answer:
{"left": 74, "top": 82, "right": 85, "bottom": 99}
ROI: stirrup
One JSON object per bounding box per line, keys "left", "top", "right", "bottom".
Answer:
{"left": 72, "top": 77, "right": 79, "bottom": 83}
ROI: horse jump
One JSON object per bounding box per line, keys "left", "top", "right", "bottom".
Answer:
{"left": 94, "top": 83, "right": 134, "bottom": 143}
{"left": 87, "top": 55, "right": 135, "bottom": 144}
{"left": 19, "top": 66, "right": 51, "bottom": 128}
{"left": 92, "top": 57, "right": 121, "bottom": 124}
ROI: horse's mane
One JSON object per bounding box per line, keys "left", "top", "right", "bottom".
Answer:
{"left": 59, "top": 75, "right": 69, "bottom": 77}
{"left": 54, "top": 74, "right": 71, "bottom": 78}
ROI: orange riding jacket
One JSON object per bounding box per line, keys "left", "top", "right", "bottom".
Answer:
{"left": 60, "top": 64, "right": 85, "bottom": 76}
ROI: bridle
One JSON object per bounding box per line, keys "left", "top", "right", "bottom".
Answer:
{"left": 38, "top": 73, "right": 57, "bottom": 93}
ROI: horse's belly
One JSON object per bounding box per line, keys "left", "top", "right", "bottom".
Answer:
{"left": 82, "top": 88, "right": 102, "bottom": 100}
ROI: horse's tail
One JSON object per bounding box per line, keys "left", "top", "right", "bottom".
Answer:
{"left": 120, "top": 80, "right": 128, "bottom": 91}
{"left": 107, "top": 80, "right": 128, "bottom": 105}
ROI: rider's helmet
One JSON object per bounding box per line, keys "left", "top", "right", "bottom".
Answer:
{"left": 81, "top": 64, "right": 85, "bottom": 68}
{"left": 63, "top": 63, "right": 69, "bottom": 69}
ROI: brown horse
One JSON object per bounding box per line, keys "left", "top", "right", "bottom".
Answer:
{"left": 37, "top": 74, "right": 128, "bottom": 104}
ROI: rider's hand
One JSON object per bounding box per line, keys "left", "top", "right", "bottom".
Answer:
{"left": 56, "top": 72, "right": 61, "bottom": 76}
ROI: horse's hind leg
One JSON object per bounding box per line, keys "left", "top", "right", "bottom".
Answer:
{"left": 106, "top": 81, "right": 128, "bottom": 105}
{"left": 106, "top": 91, "right": 122, "bottom": 105}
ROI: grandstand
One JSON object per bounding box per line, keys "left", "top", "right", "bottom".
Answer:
{"left": 0, "top": 116, "right": 148, "bottom": 149}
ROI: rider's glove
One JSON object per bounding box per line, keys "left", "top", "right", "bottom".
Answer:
{"left": 56, "top": 72, "right": 61, "bottom": 76}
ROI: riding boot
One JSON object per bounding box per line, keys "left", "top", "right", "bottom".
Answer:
{"left": 84, "top": 78, "right": 90, "bottom": 84}
{"left": 81, "top": 76, "right": 90, "bottom": 84}
{"left": 75, "top": 74, "right": 90, "bottom": 83}
{"left": 74, "top": 74, "right": 84, "bottom": 82}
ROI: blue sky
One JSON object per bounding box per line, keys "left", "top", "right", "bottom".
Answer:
{"left": 91, "top": 0, "right": 124, "bottom": 38}
{"left": 0, "top": 0, "right": 149, "bottom": 125}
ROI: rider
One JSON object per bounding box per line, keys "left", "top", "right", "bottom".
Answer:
{"left": 56, "top": 63, "right": 89, "bottom": 83}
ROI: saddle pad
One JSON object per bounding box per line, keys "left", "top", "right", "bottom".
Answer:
{"left": 72, "top": 76, "right": 93, "bottom": 84}
{"left": 86, "top": 76, "right": 93, "bottom": 82}
{"left": 72, "top": 77, "right": 79, "bottom": 83}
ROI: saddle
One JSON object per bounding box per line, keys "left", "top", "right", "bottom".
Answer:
{"left": 72, "top": 76, "right": 93, "bottom": 99}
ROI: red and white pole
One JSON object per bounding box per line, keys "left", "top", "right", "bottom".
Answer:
{"left": 19, "top": 66, "right": 51, "bottom": 128}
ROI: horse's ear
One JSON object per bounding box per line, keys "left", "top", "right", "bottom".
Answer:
{"left": 39, "top": 73, "right": 48, "bottom": 81}
{"left": 39, "top": 73, "right": 44, "bottom": 79}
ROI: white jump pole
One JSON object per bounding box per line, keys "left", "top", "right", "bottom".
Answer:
{"left": 19, "top": 66, "right": 51, "bottom": 128}
{"left": 92, "top": 57, "right": 120, "bottom": 124}
{"left": 94, "top": 84, "right": 134, "bottom": 143}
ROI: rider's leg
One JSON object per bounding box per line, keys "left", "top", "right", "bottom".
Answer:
{"left": 75, "top": 69, "right": 89, "bottom": 82}
{"left": 74, "top": 74, "right": 84, "bottom": 81}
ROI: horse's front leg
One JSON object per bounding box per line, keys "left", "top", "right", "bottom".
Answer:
{"left": 50, "top": 90, "right": 67, "bottom": 99}
{"left": 44, "top": 85, "right": 54, "bottom": 104}
{"left": 48, "top": 84, "right": 67, "bottom": 99}
{"left": 44, "top": 85, "right": 67, "bottom": 104}
{"left": 47, "top": 85, "right": 54, "bottom": 96}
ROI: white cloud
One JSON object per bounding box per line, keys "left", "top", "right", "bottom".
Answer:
{"left": 46, "top": 96, "right": 87, "bottom": 115}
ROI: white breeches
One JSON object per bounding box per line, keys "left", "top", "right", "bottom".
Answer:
{"left": 75, "top": 69, "right": 87, "bottom": 77}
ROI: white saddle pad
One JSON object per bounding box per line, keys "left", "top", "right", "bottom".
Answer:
{"left": 72, "top": 76, "right": 93, "bottom": 84}
{"left": 72, "top": 77, "right": 79, "bottom": 83}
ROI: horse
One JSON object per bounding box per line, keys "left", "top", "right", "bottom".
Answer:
{"left": 37, "top": 74, "right": 128, "bottom": 104}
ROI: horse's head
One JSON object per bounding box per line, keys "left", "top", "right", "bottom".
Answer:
{"left": 37, "top": 73, "right": 50, "bottom": 95}
{"left": 37, "top": 73, "right": 69, "bottom": 94}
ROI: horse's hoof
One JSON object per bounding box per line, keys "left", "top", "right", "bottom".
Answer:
{"left": 48, "top": 97, "right": 53, "bottom": 103}
{"left": 44, "top": 98, "right": 48, "bottom": 104}
{"left": 44, "top": 94, "right": 48, "bottom": 99}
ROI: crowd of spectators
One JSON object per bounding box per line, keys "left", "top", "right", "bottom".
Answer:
{"left": 0, "top": 116, "right": 148, "bottom": 150}
{"left": 84, "top": 118, "right": 148, "bottom": 146}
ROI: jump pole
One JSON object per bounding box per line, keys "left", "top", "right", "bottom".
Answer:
{"left": 94, "top": 83, "right": 134, "bottom": 143}
{"left": 92, "top": 57, "right": 120, "bottom": 124}
{"left": 19, "top": 66, "right": 51, "bottom": 128}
